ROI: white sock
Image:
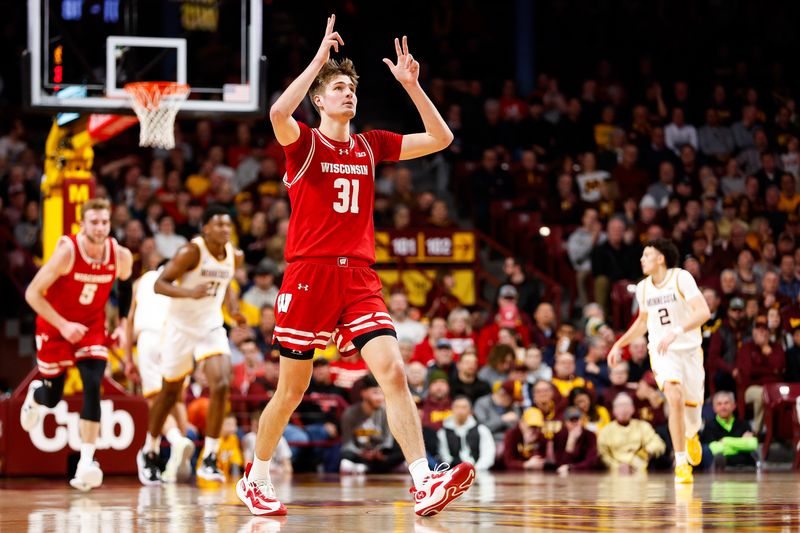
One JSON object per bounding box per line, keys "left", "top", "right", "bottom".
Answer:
{"left": 203, "top": 437, "right": 220, "bottom": 458}
{"left": 250, "top": 454, "right": 271, "bottom": 482}
{"left": 409, "top": 457, "right": 431, "bottom": 488}
{"left": 144, "top": 433, "right": 161, "bottom": 454}
{"left": 675, "top": 451, "right": 688, "bottom": 466}
{"left": 166, "top": 427, "right": 183, "bottom": 446}
{"left": 79, "top": 443, "right": 95, "bottom": 467}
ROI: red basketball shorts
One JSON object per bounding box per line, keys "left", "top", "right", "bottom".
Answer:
{"left": 273, "top": 258, "right": 395, "bottom": 359}
{"left": 35, "top": 316, "right": 109, "bottom": 377}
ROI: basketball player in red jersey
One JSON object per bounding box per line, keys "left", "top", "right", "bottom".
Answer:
{"left": 21, "top": 198, "right": 133, "bottom": 491}
{"left": 237, "top": 15, "right": 474, "bottom": 517}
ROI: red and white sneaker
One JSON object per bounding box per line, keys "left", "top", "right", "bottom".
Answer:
{"left": 236, "top": 463, "right": 288, "bottom": 516}
{"left": 410, "top": 462, "right": 475, "bottom": 517}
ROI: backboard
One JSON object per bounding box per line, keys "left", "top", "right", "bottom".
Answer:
{"left": 25, "top": 0, "right": 266, "bottom": 118}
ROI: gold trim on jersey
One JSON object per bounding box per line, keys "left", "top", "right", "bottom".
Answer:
{"left": 193, "top": 236, "right": 231, "bottom": 265}
{"left": 653, "top": 268, "right": 676, "bottom": 290}
{"left": 675, "top": 268, "right": 686, "bottom": 301}
{"left": 196, "top": 351, "right": 226, "bottom": 363}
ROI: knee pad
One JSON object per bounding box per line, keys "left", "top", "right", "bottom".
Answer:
{"left": 34, "top": 374, "right": 66, "bottom": 408}
{"left": 77, "top": 359, "right": 106, "bottom": 422}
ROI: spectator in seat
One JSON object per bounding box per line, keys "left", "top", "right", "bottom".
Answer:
{"left": 611, "top": 144, "right": 650, "bottom": 203}
{"left": 590, "top": 216, "right": 643, "bottom": 316}
{"left": 707, "top": 296, "right": 747, "bottom": 397}
{"left": 307, "top": 357, "right": 348, "bottom": 400}
{"left": 645, "top": 161, "right": 676, "bottom": 209}
{"left": 553, "top": 406, "right": 601, "bottom": 473}
{"left": 552, "top": 352, "right": 594, "bottom": 399}
{"left": 530, "top": 302, "right": 557, "bottom": 351}
{"left": 446, "top": 307, "right": 477, "bottom": 356}
{"left": 700, "top": 391, "right": 757, "bottom": 470}
{"left": 736, "top": 315, "right": 786, "bottom": 435}
{"left": 478, "top": 344, "right": 515, "bottom": 387}
{"left": 698, "top": 108, "right": 735, "bottom": 164}
{"left": 498, "top": 257, "right": 542, "bottom": 316}
{"left": 581, "top": 336, "right": 611, "bottom": 393}
{"left": 406, "top": 361, "right": 428, "bottom": 405}
{"left": 567, "top": 207, "right": 606, "bottom": 308}
{"left": 437, "top": 396, "right": 496, "bottom": 471}
{"left": 411, "top": 316, "right": 448, "bottom": 365}
{"left": 425, "top": 270, "right": 462, "bottom": 320}
{"left": 242, "top": 259, "right": 279, "bottom": 312}
{"left": 449, "top": 351, "right": 492, "bottom": 403}
{"left": 762, "top": 271, "right": 791, "bottom": 312}
{"left": 626, "top": 336, "right": 651, "bottom": 383}
{"left": 502, "top": 407, "right": 547, "bottom": 471}
{"left": 329, "top": 353, "right": 370, "bottom": 396}
{"left": 472, "top": 147, "right": 515, "bottom": 232}
{"left": 339, "top": 375, "right": 404, "bottom": 475}
{"left": 524, "top": 346, "right": 552, "bottom": 383}
{"left": 389, "top": 291, "right": 427, "bottom": 346}
{"left": 254, "top": 306, "right": 277, "bottom": 356}
{"left": 602, "top": 361, "right": 635, "bottom": 408}
{"left": 779, "top": 255, "right": 800, "bottom": 302}
{"left": 474, "top": 380, "right": 521, "bottom": 450}
{"left": 426, "top": 339, "right": 458, "bottom": 383}
{"left": 420, "top": 371, "right": 454, "bottom": 432}
{"left": 153, "top": 214, "right": 187, "bottom": 259}
{"left": 478, "top": 292, "right": 532, "bottom": 363}
{"left": 664, "top": 107, "right": 698, "bottom": 155}
{"left": 783, "top": 326, "right": 800, "bottom": 381}
{"left": 569, "top": 387, "right": 610, "bottom": 433}
{"left": 231, "top": 339, "right": 269, "bottom": 396}
{"left": 598, "top": 393, "right": 666, "bottom": 474}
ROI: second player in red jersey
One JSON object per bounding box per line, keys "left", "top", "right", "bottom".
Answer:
{"left": 238, "top": 14, "right": 474, "bottom": 519}
{"left": 21, "top": 198, "right": 133, "bottom": 492}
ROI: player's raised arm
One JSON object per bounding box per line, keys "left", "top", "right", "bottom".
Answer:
{"left": 124, "top": 278, "right": 141, "bottom": 385}
{"left": 24, "top": 239, "right": 88, "bottom": 343}
{"left": 270, "top": 14, "right": 344, "bottom": 146}
{"left": 154, "top": 243, "right": 210, "bottom": 299}
{"left": 383, "top": 36, "right": 453, "bottom": 160}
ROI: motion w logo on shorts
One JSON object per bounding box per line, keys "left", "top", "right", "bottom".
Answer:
{"left": 276, "top": 294, "right": 292, "bottom": 313}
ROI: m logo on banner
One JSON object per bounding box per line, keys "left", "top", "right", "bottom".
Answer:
{"left": 277, "top": 293, "right": 292, "bottom": 313}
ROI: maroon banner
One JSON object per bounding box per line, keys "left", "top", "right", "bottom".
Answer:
{"left": 62, "top": 177, "right": 96, "bottom": 237}
{"left": 0, "top": 373, "right": 147, "bottom": 476}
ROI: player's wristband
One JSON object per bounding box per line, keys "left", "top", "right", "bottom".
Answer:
{"left": 671, "top": 325, "right": 684, "bottom": 336}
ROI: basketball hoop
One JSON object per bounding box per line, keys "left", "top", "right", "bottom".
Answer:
{"left": 124, "top": 82, "right": 190, "bottom": 149}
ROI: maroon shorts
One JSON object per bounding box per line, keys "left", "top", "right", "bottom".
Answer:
{"left": 273, "top": 258, "right": 395, "bottom": 358}
{"left": 35, "top": 316, "right": 109, "bottom": 377}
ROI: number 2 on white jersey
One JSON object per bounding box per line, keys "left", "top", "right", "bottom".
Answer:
{"left": 79, "top": 283, "right": 98, "bottom": 305}
{"left": 333, "top": 178, "right": 360, "bottom": 214}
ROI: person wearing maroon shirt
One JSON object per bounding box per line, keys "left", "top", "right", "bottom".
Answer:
{"left": 502, "top": 407, "right": 547, "bottom": 471}
{"left": 707, "top": 297, "right": 748, "bottom": 393}
{"left": 735, "top": 316, "right": 786, "bottom": 435}
{"left": 553, "top": 407, "right": 601, "bottom": 473}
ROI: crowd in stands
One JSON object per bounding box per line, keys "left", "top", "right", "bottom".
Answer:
{"left": 4, "top": 4, "right": 800, "bottom": 476}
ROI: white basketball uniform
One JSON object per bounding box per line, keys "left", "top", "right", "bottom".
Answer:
{"left": 161, "top": 237, "right": 234, "bottom": 381}
{"left": 133, "top": 268, "right": 170, "bottom": 397}
{"left": 635, "top": 268, "right": 704, "bottom": 405}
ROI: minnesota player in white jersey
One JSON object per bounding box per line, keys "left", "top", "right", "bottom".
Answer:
{"left": 608, "top": 239, "right": 710, "bottom": 484}
{"left": 138, "top": 206, "right": 246, "bottom": 484}
{"left": 126, "top": 263, "right": 195, "bottom": 484}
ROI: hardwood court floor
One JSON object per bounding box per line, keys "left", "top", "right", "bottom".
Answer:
{"left": 3, "top": 471, "right": 800, "bottom": 532}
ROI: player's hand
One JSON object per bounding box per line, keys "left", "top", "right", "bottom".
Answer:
{"left": 125, "top": 359, "right": 141, "bottom": 385}
{"left": 60, "top": 321, "right": 88, "bottom": 344}
{"left": 657, "top": 331, "right": 677, "bottom": 355}
{"left": 314, "top": 14, "right": 344, "bottom": 63}
{"left": 607, "top": 345, "right": 622, "bottom": 367}
{"left": 383, "top": 36, "right": 420, "bottom": 87}
{"left": 231, "top": 311, "right": 248, "bottom": 327}
{"left": 110, "top": 325, "right": 127, "bottom": 349}
{"left": 189, "top": 283, "right": 212, "bottom": 299}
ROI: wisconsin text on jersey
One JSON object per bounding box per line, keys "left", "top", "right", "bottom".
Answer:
{"left": 73, "top": 273, "right": 114, "bottom": 284}
{"left": 320, "top": 162, "right": 369, "bottom": 175}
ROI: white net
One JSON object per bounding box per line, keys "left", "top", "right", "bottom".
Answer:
{"left": 124, "top": 82, "right": 190, "bottom": 149}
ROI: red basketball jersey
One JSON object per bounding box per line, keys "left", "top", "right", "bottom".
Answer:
{"left": 282, "top": 121, "right": 402, "bottom": 263}
{"left": 37, "top": 234, "right": 118, "bottom": 329}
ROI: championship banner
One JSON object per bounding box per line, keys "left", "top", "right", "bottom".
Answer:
{"left": 375, "top": 230, "right": 476, "bottom": 264}
{"left": 63, "top": 177, "right": 95, "bottom": 237}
